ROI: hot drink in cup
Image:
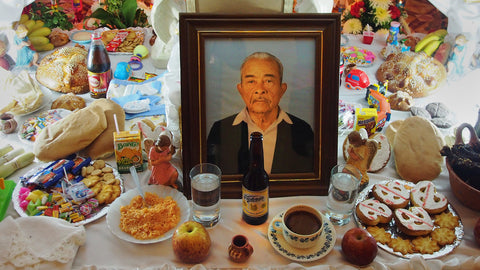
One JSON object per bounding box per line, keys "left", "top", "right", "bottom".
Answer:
{"left": 272, "top": 204, "right": 323, "bottom": 249}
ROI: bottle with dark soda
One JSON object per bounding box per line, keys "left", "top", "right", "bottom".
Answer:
{"left": 87, "top": 30, "right": 112, "bottom": 99}
{"left": 242, "top": 132, "right": 269, "bottom": 225}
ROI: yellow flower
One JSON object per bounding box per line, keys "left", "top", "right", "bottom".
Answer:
{"left": 374, "top": 7, "right": 391, "bottom": 25}
{"left": 370, "top": 0, "right": 392, "bottom": 10}
{"left": 343, "top": 18, "right": 363, "bottom": 34}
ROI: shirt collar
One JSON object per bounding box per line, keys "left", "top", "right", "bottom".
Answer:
{"left": 232, "top": 107, "right": 293, "bottom": 127}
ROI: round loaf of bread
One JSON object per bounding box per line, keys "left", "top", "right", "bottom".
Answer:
{"left": 393, "top": 116, "right": 444, "bottom": 183}
{"left": 36, "top": 46, "right": 89, "bottom": 94}
{"left": 51, "top": 93, "right": 86, "bottom": 111}
{"left": 376, "top": 51, "right": 447, "bottom": 98}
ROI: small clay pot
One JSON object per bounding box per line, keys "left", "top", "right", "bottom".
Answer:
{"left": 228, "top": 235, "right": 253, "bottom": 263}
{"left": 0, "top": 113, "right": 17, "bottom": 134}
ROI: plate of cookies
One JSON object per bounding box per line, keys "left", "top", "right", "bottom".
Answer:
{"left": 13, "top": 157, "right": 124, "bottom": 226}
{"left": 354, "top": 179, "right": 463, "bottom": 259}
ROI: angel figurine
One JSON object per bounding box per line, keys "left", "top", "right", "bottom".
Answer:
{"left": 145, "top": 129, "right": 178, "bottom": 188}
{"left": 14, "top": 24, "right": 39, "bottom": 69}
{"left": 346, "top": 129, "right": 378, "bottom": 191}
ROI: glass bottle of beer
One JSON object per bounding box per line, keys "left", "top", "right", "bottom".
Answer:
{"left": 87, "top": 30, "right": 112, "bottom": 99}
{"left": 242, "top": 132, "right": 269, "bottom": 225}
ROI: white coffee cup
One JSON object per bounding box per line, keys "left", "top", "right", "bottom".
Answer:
{"left": 272, "top": 204, "right": 323, "bottom": 249}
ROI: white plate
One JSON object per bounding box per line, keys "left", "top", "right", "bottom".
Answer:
{"left": 353, "top": 180, "right": 464, "bottom": 259}
{"left": 268, "top": 211, "right": 336, "bottom": 262}
{"left": 70, "top": 30, "right": 93, "bottom": 44}
{"left": 106, "top": 185, "right": 190, "bottom": 244}
{"left": 12, "top": 161, "right": 124, "bottom": 227}
{"left": 18, "top": 109, "right": 72, "bottom": 143}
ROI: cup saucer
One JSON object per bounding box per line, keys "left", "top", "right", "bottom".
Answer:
{"left": 267, "top": 211, "right": 337, "bottom": 262}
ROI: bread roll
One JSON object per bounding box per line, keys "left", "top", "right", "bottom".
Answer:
{"left": 51, "top": 93, "right": 86, "bottom": 111}
{"left": 376, "top": 51, "right": 447, "bottom": 98}
{"left": 36, "top": 46, "right": 89, "bottom": 94}
{"left": 82, "top": 99, "right": 125, "bottom": 159}
{"left": 33, "top": 104, "right": 108, "bottom": 161}
{"left": 393, "top": 116, "right": 444, "bottom": 182}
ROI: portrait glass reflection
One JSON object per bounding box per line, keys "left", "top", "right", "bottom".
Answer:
{"left": 204, "top": 38, "right": 316, "bottom": 176}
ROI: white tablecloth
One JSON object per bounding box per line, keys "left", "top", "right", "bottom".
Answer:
{"left": 2, "top": 33, "right": 480, "bottom": 270}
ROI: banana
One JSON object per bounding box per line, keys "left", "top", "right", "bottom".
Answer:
{"left": 33, "top": 43, "right": 54, "bottom": 52}
{"left": 28, "top": 20, "right": 45, "bottom": 34}
{"left": 19, "top": 14, "right": 29, "bottom": 24}
{"left": 422, "top": 39, "right": 443, "bottom": 56}
{"left": 29, "top": 27, "right": 52, "bottom": 37}
{"left": 29, "top": 36, "right": 50, "bottom": 46}
{"left": 23, "top": 19, "right": 36, "bottom": 30}
{"left": 415, "top": 29, "right": 448, "bottom": 53}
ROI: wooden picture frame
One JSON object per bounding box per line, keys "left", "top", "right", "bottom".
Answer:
{"left": 180, "top": 13, "right": 340, "bottom": 199}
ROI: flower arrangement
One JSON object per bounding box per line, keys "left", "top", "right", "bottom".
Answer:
{"left": 342, "top": 0, "right": 406, "bottom": 34}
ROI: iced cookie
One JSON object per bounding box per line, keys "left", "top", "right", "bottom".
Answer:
{"left": 410, "top": 181, "right": 448, "bottom": 214}
{"left": 394, "top": 207, "right": 434, "bottom": 236}
{"left": 372, "top": 180, "right": 410, "bottom": 209}
{"left": 356, "top": 198, "right": 393, "bottom": 226}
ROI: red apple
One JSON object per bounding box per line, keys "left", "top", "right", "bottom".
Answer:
{"left": 475, "top": 217, "right": 480, "bottom": 247}
{"left": 341, "top": 227, "right": 378, "bottom": 266}
{"left": 172, "top": 221, "right": 211, "bottom": 264}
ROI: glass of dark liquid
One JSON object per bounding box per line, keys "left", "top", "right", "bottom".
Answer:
{"left": 189, "top": 163, "right": 221, "bottom": 227}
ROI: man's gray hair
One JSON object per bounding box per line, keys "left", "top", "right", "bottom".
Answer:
{"left": 240, "top": 52, "right": 284, "bottom": 82}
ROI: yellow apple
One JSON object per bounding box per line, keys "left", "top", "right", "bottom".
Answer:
{"left": 172, "top": 221, "right": 211, "bottom": 264}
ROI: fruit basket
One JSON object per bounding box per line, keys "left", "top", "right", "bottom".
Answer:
{"left": 443, "top": 123, "right": 480, "bottom": 211}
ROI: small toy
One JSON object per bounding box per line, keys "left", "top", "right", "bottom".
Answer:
{"left": 146, "top": 129, "right": 178, "bottom": 188}
{"left": 114, "top": 62, "right": 132, "bottom": 80}
{"left": 128, "top": 45, "right": 149, "bottom": 71}
{"left": 345, "top": 68, "right": 370, "bottom": 90}
{"left": 13, "top": 24, "right": 39, "bottom": 69}
{"left": 365, "top": 82, "right": 391, "bottom": 131}
{"left": 447, "top": 34, "right": 468, "bottom": 77}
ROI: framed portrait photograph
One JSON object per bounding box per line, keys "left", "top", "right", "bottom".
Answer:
{"left": 180, "top": 13, "right": 341, "bottom": 199}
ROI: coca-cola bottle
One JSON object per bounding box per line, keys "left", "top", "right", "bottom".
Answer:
{"left": 242, "top": 132, "right": 269, "bottom": 225}
{"left": 87, "top": 30, "right": 111, "bottom": 99}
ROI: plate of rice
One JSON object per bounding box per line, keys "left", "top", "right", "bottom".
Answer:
{"left": 106, "top": 185, "right": 190, "bottom": 244}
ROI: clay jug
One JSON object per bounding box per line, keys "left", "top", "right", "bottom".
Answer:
{"left": 228, "top": 235, "right": 253, "bottom": 263}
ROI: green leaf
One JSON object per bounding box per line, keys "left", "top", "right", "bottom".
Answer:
{"left": 121, "top": 0, "right": 138, "bottom": 27}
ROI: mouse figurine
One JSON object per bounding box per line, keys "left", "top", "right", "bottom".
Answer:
{"left": 145, "top": 129, "right": 178, "bottom": 188}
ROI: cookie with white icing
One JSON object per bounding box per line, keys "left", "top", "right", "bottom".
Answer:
{"left": 410, "top": 181, "right": 448, "bottom": 214}
{"left": 356, "top": 198, "right": 393, "bottom": 226}
{"left": 372, "top": 180, "right": 410, "bottom": 209}
{"left": 394, "top": 207, "right": 434, "bottom": 236}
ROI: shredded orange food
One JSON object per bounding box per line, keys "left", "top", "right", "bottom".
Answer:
{"left": 120, "top": 192, "right": 180, "bottom": 240}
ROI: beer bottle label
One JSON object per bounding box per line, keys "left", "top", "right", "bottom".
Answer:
{"left": 242, "top": 186, "right": 268, "bottom": 217}
{"left": 88, "top": 70, "right": 111, "bottom": 94}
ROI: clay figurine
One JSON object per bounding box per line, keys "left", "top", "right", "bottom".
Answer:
{"left": 146, "top": 129, "right": 178, "bottom": 188}
{"left": 14, "top": 24, "right": 39, "bottom": 69}
{"left": 346, "top": 129, "right": 378, "bottom": 191}
{"left": 0, "top": 40, "right": 14, "bottom": 70}
{"left": 447, "top": 34, "right": 468, "bottom": 77}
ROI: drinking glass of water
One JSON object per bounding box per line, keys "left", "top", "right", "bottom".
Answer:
{"left": 189, "top": 163, "right": 221, "bottom": 227}
{"left": 325, "top": 164, "right": 361, "bottom": 226}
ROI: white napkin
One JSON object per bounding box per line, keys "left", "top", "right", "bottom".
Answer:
{"left": 0, "top": 216, "right": 86, "bottom": 270}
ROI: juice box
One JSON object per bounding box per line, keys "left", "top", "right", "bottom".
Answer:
{"left": 355, "top": 108, "right": 378, "bottom": 136}
{"left": 114, "top": 130, "right": 143, "bottom": 173}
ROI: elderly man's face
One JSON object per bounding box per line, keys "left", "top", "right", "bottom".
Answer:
{"left": 237, "top": 58, "right": 287, "bottom": 115}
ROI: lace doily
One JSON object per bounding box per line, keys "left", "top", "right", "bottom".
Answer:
{"left": 0, "top": 216, "right": 86, "bottom": 269}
